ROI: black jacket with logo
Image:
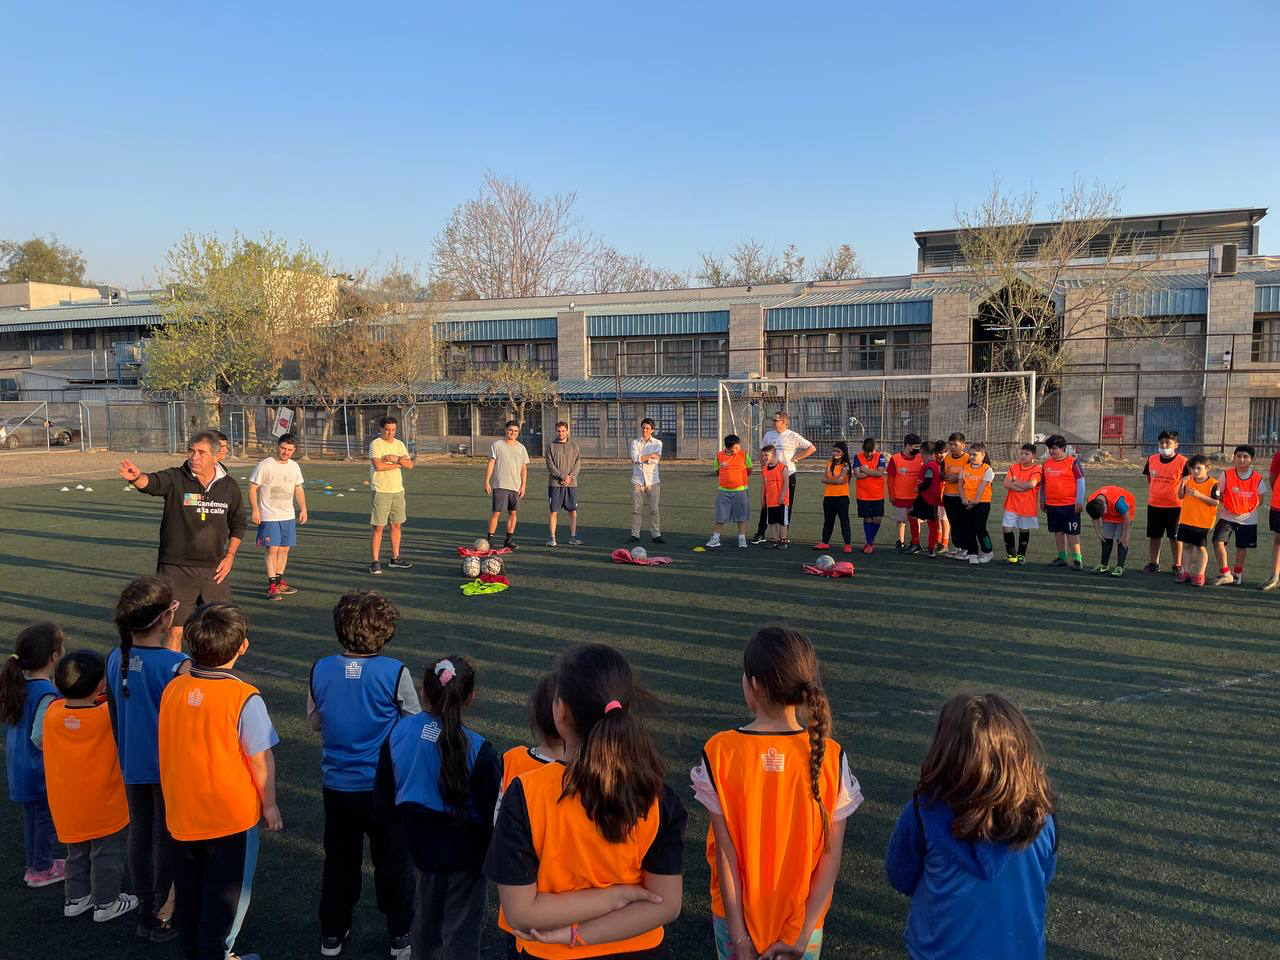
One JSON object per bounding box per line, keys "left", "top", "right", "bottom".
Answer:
{"left": 140, "top": 463, "right": 247, "bottom": 567}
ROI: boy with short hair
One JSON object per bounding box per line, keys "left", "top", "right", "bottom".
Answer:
{"left": 1085, "top": 485, "right": 1134, "bottom": 577}
{"left": 1142, "top": 430, "right": 1188, "bottom": 574}
{"left": 43, "top": 650, "right": 137, "bottom": 922}
{"left": 761, "top": 444, "right": 791, "bottom": 548}
{"left": 309, "top": 591, "right": 420, "bottom": 958}
{"left": 1263, "top": 448, "right": 1280, "bottom": 591}
{"left": 1041, "top": 435, "right": 1086, "bottom": 569}
{"left": 1175, "top": 455, "right": 1219, "bottom": 587}
{"left": 706, "top": 434, "right": 753, "bottom": 549}
{"left": 248, "top": 431, "right": 308, "bottom": 601}
{"left": 941, "top": 433, "right": 968, "bottom": 557}
{"left": 910, "top": 440, "right": 947, "bottom": 556}
{"left": 887, "top": 433, "right": 925, "bottom": 553}
{"left": 1211, "top": 444, "right": 1269, "bottom": 586}
{"left": 1001, "top": 443, "right": 1042, "bottom": 564}
{"left": 159, "top": 602, "right": 282, "bottom": 960}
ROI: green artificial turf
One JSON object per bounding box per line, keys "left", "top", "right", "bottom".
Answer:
{"left": 1, "top": 463, "right": 1278, "bottom": 958}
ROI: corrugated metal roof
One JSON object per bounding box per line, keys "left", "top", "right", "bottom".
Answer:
{"left": 1109, "top": 286, "right": 1206, "bottom": 318}
{"left": 587, "top": 311, "right": 729, "bottom": 337}
{"left": 767, "top": 300, "right": 932, "bottom": 331}
{"left": 554, "top": 376, "right": 726, "bottom": 400}
{"left": 437, "top": 317, "right": 556, "bottom": 342}
{"left": 0, "top": 314, "right": 166, "bottom": 333}
{"left": 0, "top": 301, "right": 167, "bottom": 326}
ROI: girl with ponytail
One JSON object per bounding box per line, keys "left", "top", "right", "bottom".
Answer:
{"left": 485, "top": 643, "right": 685, "bottom": 957}
{"left": 106, "top": 576, "right": 188, "bottom": 941}
{"left": 375, "top": 654, "right": 501, "bottom": 960}
{"left": 691, "top": 626, "right": 863, "bottom": 960}
{"left": 3, "top": 622, "right": 65, "bottom": 887}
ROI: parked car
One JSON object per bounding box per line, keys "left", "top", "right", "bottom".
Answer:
{"left": 0, "top": 417, "right": 81, "bottom": 449}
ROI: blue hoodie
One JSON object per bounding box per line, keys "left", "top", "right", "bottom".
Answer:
{"left": 885, "top": 796, "right": 1057, "bottom": 960}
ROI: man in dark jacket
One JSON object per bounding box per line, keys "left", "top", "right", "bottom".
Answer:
{"left": 544, "top": 420, "right": 582, "bottom": 546}
{"left": 119, "top": 431, "right": 246, "bottom": 647}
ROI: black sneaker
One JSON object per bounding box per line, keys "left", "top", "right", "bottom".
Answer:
{"left": 651, "top": 536, "right": 666, "bottom": 544}
{"left": 627, "top": 535, "right": 641, "bottom": 543}
{"left": 388, "top": 556, "right": 413, "bottom": 569}
{"left": 321, "top": 930, "right": 351, "bottom": 957}
{"left": 369, "top": 561, "right": 382, "bottom": 575}
{"left": 908, "top": 544, "right": 922, "bottom": 554}
{"left": 390, "top": 933, "right": 411, "bottom": 959}
{"left": 504, "top": 538, "right": 519, "bottom": 551}
{"left": 750, "top": 534, "right": 768, "bottom": 545}
{"left": 149, "top": 915, "right": 178, "bottom": 944}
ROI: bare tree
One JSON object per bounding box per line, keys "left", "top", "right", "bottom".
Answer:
{"left": 583, "top": 246, "right": 688, "bottom": 294}
{"left": 465, "top": 360, "right": 560, "bottom": 430}
{"left": 378, "top": 275, "right": 453, "bottom": 443}
{"left": 812, "top": 244, "right": 863, "bottom": 281}
{"left": 697, "top": 240, "right": 861, "bottom": 286}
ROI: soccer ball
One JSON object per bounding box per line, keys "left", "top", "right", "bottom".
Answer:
{"left": 472, "top": 537, "right": 491, "bottom": 553}
{"left": 630, "top": 546, "right": 648, "bottom": 562}
{"left": 815, "top": 555, "right": 836, "bottom": 571}
{"left": 481, "top": 555, "right": 504, "bottom": 576}
{"left": 461, "top": 556, "right": 481, "bottom": 578}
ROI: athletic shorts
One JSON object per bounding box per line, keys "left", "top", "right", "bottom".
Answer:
{"left": 714, "top": 489, "right": 750, "bottom": 524}
{"left": 856, "top": 499, "right": 885, "bottom": 519}
{"left": 491, "top": 488, "right": 519, "bottom": 513}
{"left": 1045, "top": 504, "right": 1081, "bottom": 535}
{"left": 765, "top": 504, "right": 790, "bottom": 526}
{"left": 1001, "top": 511, "right": 1039, "bottom": 531}
{"left": 1177, "top": 523, "right": 1210, "bottom": 548}
{"left": 1212, "top": 519, "right": 1257, "bottom": 549}
{"left": 256, "top": 519, "right": 297, "bottom": 548}
{"left": 1271, "top": 509, "right": 1280, "bottom": 534}
{"left": 371, "top": 491, "right": 406, "bottom": 527}
{"left": 548, "top": 485, "right": 578, "bottom": 514}
{"left": 155, "top": 562, "right": 230, "bottom": 617}
{"left": 1147, "top": 505, "right": 1181, "bottom": 541}
{"left": 1100, "top": 520, "right": 1125, "bottom": 541}
{"left": 909, "top": 496, "right": 939, "bottom": 522}
{"left": 890, "top": 504, "right": 912, "bottom": 523}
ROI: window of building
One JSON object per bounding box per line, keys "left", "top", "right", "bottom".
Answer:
{"left": 532, "top": 341, "right": 557, "bottom": 374}
{"left": 33, "top": 332, "right": 65, "bottom": 351}
{"left": 591, "top": 340, "right": 618, "bottom": 376}
{"left": 478, "top": 404, "right": 511, "bottom": 436}
{"left": 805, "top": 333, "right": 843, "bottom": 373}
{"left": 0, "top": 331, "right": 27, "bottom": 351}
{"left": 847, "top": 332, "right": 886, "bottom": 372}
{"left": 1252, "top": 317, "right": 1280, "bottom": 363}
{"left": 891, "top": 329, "right": 930, "bottom": 372}
{"left": 71, "top": 330, "right": 95, "bottom": 350}
{"left": 564, "top": 402, "right": 596, "bottom": 437}
{"left": 644, "top": 402, "right": 677, "bottom": 434}
{"left": 447, "top": 402, "right": 472, "bottom": 436}
{"left": 683, "top": 402, "right": 719, "bottom": 439}
{"left": 623, "top": 340, "right": 657, "bottom": 376}
{"left": 503, "top": 342, "right": 528, "bottom": 363}
{"left": 699, "top": 338, "right": 728, "bottom": 377}
{"left": 470, "top": 344, "right": 499, "bottom": 367}
{"left": 766, "top": 335, "right": 798, "bottom": 375}
{"left": 607, "top": 402, "right": 642, "bottom": 438}
{"left": 1113, "top": 397, "right": 1136, "bottom": 416}
{"left": 1249, "top": 398, "right": 1280, "bottom": 451}
{"left": 661, "top": 339, "right": 695, "bottom": 376}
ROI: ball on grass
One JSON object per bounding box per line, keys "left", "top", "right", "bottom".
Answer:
{"left": 816, "top": 555, "right": 835, "bottom": 571}
{"left": 472, "top": 537, "right": 490, "bottom": 553}
{"left": 630, "top": 546, "right": 648, "bottom": 562}
{"left": 461, "top": 556, "right": 482, "bottom": 578}
{"left": 481, "top": 555, "right": 504, "bottom": 576}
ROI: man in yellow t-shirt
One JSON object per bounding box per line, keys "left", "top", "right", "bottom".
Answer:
{"left": 368, "top": 415, "right": 414, "bottom": 575}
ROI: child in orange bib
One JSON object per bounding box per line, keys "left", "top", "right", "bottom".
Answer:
{"left": 693, "top": 626, "right": 863, "bottom": 960}
{"left": 44, "top": 650, "right": 136, "bottom": 922}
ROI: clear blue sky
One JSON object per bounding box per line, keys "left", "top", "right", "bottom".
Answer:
{"left": 6, "top": 0, "right": 1278, "bottom": 287}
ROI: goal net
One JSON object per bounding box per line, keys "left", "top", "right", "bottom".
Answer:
{"left": 718, "top": 371, "right": 1037, "bottom": 463}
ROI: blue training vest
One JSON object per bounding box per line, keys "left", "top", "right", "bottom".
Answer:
{"left": 387, "top": 712, "right": 485, "bottom": 820}
{"left": 6, "top": 678, "right": 59, "bottom": 803}
{"left": 107, "top": 646, "right": 189, "bottom": 785}
{"left": 311, "top": 653, "right": 408, "bottom": 791}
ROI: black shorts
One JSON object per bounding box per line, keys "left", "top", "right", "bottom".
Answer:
{"left": 1176, "top": 523, "right": 1209, "bottom": 548}
{"left": 909, "top": 496, "right": 937, "bottom": 521}
{"left": 765, "top": 504, "right": 790, "bottom": 526}
{"left": 155, "top": 562, "right": 231, "bottom": 618}
{"left": 1045, "top": 504, "right": 1081, "bottom": 535}
{"left": 1147, "top": 505, "right": 1181, "bottom": 540}
{"left": 856, "top": 499, "right": 885, "bottom": 519}
{"left": 548, "top": 485, "right": 577, "bottom": 513}
{"left": 1271, "top": 509, "right": 1280, "bottom": 534}
{"left": 1212, "top": 519, "right": 1258, "bottom": 550}
{"left": 491, "top": 488, "right": 519, "bottom": 513}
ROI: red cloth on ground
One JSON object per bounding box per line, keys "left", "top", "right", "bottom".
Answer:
{"left": 478, "top": 573, "right": 510, "bottom": 585}
{"left": 456, "top": 546, "right": 514, "bottom": 557}
{"left": 801, "top": 561, "right": 855, "bottom": 578}
{"left": 610, "top": 548, "right": 673, "bottom": 565}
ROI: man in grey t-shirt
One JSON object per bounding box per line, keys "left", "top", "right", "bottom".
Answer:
{"left": 483, "top": 420, "right": 530, "bottom": 550}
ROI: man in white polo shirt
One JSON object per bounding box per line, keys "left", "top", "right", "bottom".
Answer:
{"left": 629, "top": 417, "right": 665, "bottom": 544}
{"left": 751, "top": 410, "right": 816, "bottom": 544}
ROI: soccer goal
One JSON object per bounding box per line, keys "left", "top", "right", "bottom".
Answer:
{"left": 718, "top": 371, "right": 1037, "bottom": 462}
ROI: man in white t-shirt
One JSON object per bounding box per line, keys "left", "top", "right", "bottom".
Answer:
{"left": 248, "top": 432, "right": 308, "bottom": 601}
{"left": 751, "top": 410, "right": 816, "bottom": 544}
{"left": 368, "top": 415, "right": 415, "bottom": 575}
{"left": 629, "top": 417, "right": 665, "bottom": 543}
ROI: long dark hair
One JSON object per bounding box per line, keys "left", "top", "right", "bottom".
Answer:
{"left": 916, "top": 693, "right": 1056, "bottom": 848}
{"left": 557, "top": 644, "right": 664, "bottom": 844}
{"left": 743, "top": 625, "right": 833, "bottom": 848}
{"left": 422, "top": 655, "right": 476, "bottom": 816}
{"left": 0, "top": 623, "right": 65, "bottom": 726}
{"left": 528, "top": 673, "right": 562, "bottom": 749}
{"left": 828, "top": 441, "right": 850, "bottom": 482}
{"left": 114, "top": 577, "right": 176, "bottom": 699}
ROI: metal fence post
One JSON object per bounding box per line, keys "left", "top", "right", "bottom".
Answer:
{"left": 343, "top": 403, "right": 351, "bottom": 459}
{"left": 106, "top": 398, "right": 114, "bottom": 450}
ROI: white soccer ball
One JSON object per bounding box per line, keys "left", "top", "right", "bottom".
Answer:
{"left": 630, "top": 546, "right": 648, "bottom": 562}
{"left": 816, "top": 554, "right": 836, "bottom": 571}
{"left": 473, "top": 537, "right": 491, "bottom": 554}
{"left": 461, "top": 556, "right": 482, "bottom": 578}
{"left": 481, "top": 555, "right": 504, "bottom": 576}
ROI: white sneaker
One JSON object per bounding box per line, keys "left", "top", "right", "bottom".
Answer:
{"left": 1211, "top": 573, "right": 1234, "bottom": 586}
{"left": 94, "top": 893, "right": 139, "bottom": 922}
{"left": 545, "top": 538, "right": 557, "bottom": 547}
{"left": 738, "top": 537, "right": 748, "bottom": 548}
{"left": 1233, "top": 573, "right": 1243, "bottom": 586}
{"left": 64, "top": 894, "right": 92, "bottom": 917}
{"left": 705, "top": 537, "right": 721, "bottom": 548}
{"left": 978, "top": 552, "right": 993, "bottom": 564}
{"left": 968, "top": 555, "right": 980, "bottom": 565}
{"left": 952, "top": 550, "right": 969, "bottom": 561}
{"left": 1261, "top": 576, "right": 1280, "bottom": 592}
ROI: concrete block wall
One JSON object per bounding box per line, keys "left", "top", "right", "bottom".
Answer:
{"left": 1202, "top": 279, "right": 1256, "bottom": 451}
{"left": 1058, "top": 289, "right": 1109, "bottom": 443}
{"left": 927, "top": 292, "right": 975, "bottom": 437}
{"left": 557, "top": 310, "right": 587, "bottom": 379}
{"left": 729, "top": 303, "right": 764, "bottom": 375}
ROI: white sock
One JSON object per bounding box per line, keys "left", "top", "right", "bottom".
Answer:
{"left": 738, "top": 534, "right": 747, "bottom": 543}
{"left": 709, "top": 533, "right": 720, "bottom": 542}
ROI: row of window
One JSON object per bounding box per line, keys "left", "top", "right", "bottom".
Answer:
{"left": 0, "top": 330, "right": 100, "bottom": 351}
{"left": 443, "top": 400, "right": 717, "bottom": 440}
{"left": 590, "top": 338, "right": 729, "bottom": 377}
{"left": 765, "top": 330, "right": 931, "bottom": 376}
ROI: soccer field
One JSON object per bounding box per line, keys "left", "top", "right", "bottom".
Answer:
{"left": 2, "top": 462, "right": 1278, "bottom": 959}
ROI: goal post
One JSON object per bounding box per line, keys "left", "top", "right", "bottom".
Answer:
{"left": 718, "top": 371, "right": 1037, "bottom": 462}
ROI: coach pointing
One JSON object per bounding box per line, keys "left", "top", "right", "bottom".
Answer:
{"left": 118, "top": 431, "right": 246, "bottom": 648}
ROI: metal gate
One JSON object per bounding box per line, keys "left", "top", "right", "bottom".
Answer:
{"left": 1142, "top": 405, "right": 1196, "bottom": 455}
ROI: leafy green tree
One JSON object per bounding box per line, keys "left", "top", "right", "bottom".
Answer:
{"left": 0, "top": 236, "right": 88, "bottom": 285}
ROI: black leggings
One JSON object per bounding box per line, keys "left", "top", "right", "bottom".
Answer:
{"left": 821, "top": 496, "right": 851, "bottom": 544}
{"left": 756, "top": 473, "right": 798, "bottom": 537}
{"left": 126, "top": 782, "right": 175, "bottom": 920}
{"left": 958, "top": 503, "right": 992, "bottom": 554}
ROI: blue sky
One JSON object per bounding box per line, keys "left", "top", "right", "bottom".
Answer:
{"left": 6, "top": 0, "right": 1278, "bottom": 287}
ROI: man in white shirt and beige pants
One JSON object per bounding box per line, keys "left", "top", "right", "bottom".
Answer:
{"left": 629, "top": 417, "right": 665, "bottom": 544}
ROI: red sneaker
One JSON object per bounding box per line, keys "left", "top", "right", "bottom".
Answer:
{"left": 842, "top": 544, "right": 854, "bottom": 554}
{"left": 276, "top": 579, "right": 297, "bottom": 595}
{"left": 1192, "top": 574, "right": 1206, "bottom": 587}
{"left": 268, "top": 582, "right": 282, "bottom": 601}
{"left": 1174, "top": 571, "right": 1191, "bottom": 584}
{"left": 812, "top": 542, "right": 829, "bottom": 550}
{"left": 862, "top": 544, "right": 874, "bottom": 555}
{"left": 26, "top": 860, "right": 66, "bottom": 888}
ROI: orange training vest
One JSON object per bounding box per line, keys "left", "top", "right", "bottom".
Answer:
{"left": 717, "top": 450, "right": 749, "bottom": 491}
{"left": 1003, "top": 461, "right": 1042, "bottom": 518}
{"left": 1089, "top": 485, "right": 1134, "bottom": 523}
{"left": 1041, "top": 455, "right": 1080, "bottom": 507}
{"left": 159, "top": 672, "right": 264, "bottom": 842}
{"left": 822, "top": 462, "right": 850, "bottom": 498}
{"left": 703, "top": 729, "right": 845, "bottom": 951}
{"left": 763, "top": 463, "right": 790, "bottom": 508}
{"left": 888, "top": 452, "right": 923, "bottom": 503}
{"left": 513, "top": 761, "right": 663, "bottom": 958}
{"left": 942, "top": 451, "right": 967, "bottom": 496}
{"left": 961, "top": 461, "right": 994, "bottom": 503}
{"left": 1146, "top": 453, "right": 1187, "bottom": 508}
{"left": 497, "top": 746, "right": 555, "bottom": 935}
{"left": 43, "top": 701, "right": 130, "bottom": 844}
{"left": 1179, "top": 475, "right": 1218, "bottom": 530}
{"left": 1219, "top": 467, "right": 1263, "bottom": 517}
{"left": 855, "top": 451, "right": 885, "bottom": 501}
